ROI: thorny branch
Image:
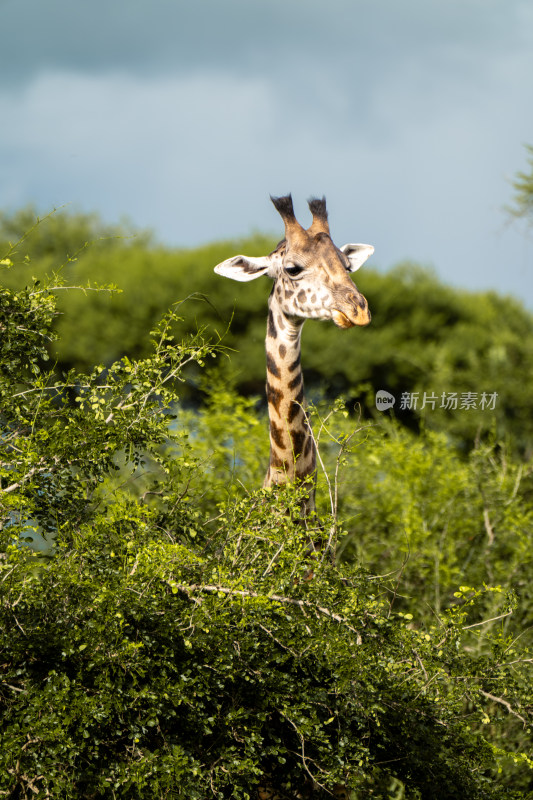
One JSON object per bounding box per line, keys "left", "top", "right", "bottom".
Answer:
{"left": 479, "top": 689, "right": 527, "bottom": 726}
{"left": 174, "top": 582, "right": 362, "bottom": 642}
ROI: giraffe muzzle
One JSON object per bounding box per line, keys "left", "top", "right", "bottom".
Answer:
{"left": 332, "top": 298, "right": 371, "bottom": 328}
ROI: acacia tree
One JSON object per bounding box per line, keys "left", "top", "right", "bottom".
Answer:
{"left": 0, "top": 241, "right": 532, "bottom": 799}
{"left": 510, "top": 144, "right": 533, "bottom": 224}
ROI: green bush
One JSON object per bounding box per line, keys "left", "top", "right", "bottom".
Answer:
{"left": 1, "top": 241, "right": 532, "bottom": 798}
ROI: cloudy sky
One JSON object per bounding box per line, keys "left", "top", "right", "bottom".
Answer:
{"left": 2, "top": 0, "right": 533, "bottom": 305}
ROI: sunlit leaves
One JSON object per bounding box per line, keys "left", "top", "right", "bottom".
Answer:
{"left": 1, "top": 238, "right": 532, "bottom": 798}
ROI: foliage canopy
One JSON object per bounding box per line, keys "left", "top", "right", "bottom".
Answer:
{"left": 1, "top": 224, "right": 533, "bottom": 799}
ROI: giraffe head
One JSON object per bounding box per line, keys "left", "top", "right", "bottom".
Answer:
{"left": 214, "top": 194, "right": 373, "bottom": 328}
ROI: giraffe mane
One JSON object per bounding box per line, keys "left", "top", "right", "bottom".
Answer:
{"left": 268, "top": 239, "right": 286, "bottom": 257}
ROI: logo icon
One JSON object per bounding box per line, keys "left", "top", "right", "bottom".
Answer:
{"left": 375, "top": 390, "right": 395, "bottom": 411}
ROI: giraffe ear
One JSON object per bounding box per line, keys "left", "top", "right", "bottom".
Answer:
{"left": 214, "top": 255, "right": 272, "bottom": 282}
{"left": 340, "top": 243, "right": 375, "bottom": 272}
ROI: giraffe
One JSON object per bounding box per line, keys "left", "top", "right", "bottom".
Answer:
{"left": 214, "top": 194, "right": 373, "bottom": 519}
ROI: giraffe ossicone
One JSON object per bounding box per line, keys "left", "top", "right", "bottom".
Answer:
{"left": 214, "top": 194, "right": 373, "bottom": 516}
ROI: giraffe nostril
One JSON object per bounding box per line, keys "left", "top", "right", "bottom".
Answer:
{"left": 332, "top": 290, "right": 371, "bottom": 328}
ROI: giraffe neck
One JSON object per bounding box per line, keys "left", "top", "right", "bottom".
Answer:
{"left": 263, "top": 292, "right": 316, "bottom": 509}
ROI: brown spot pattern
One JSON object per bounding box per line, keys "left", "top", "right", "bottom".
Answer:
{"left": 269, "top": 420, "right": 285, "bottom": 449}
{"left": 266, "top": 382, "right": 283, "bottom": 413}
{"left": 290, "top": 428, "right": 307, "bottom": 457}
{"left": 266, "top": 352, "right": 281, "bottom": 378}
{"left": 267, "top": 310, "right": 277, "bottom": 339}
{"left": 287, "top": 374, "right": 301, "bottom": 391}
{"left": 287, "top": 400, "right": 302, "bottom": 423}
{"left": 287, "top": 354, "right": 300, "bottom": 373}
{"left": 270, "top": 453, "right": 288, "bottom": 471}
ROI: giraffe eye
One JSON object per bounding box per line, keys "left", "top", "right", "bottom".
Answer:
{"left": 285, "top": 264, "right": 305, "bottom": 278}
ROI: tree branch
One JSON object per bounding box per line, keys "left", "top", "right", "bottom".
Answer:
{"left": 479, "top": 689, "right": 527, "bottom": 726}
{"left": 174, "top": 582, "right": 362, "bottom": 641}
